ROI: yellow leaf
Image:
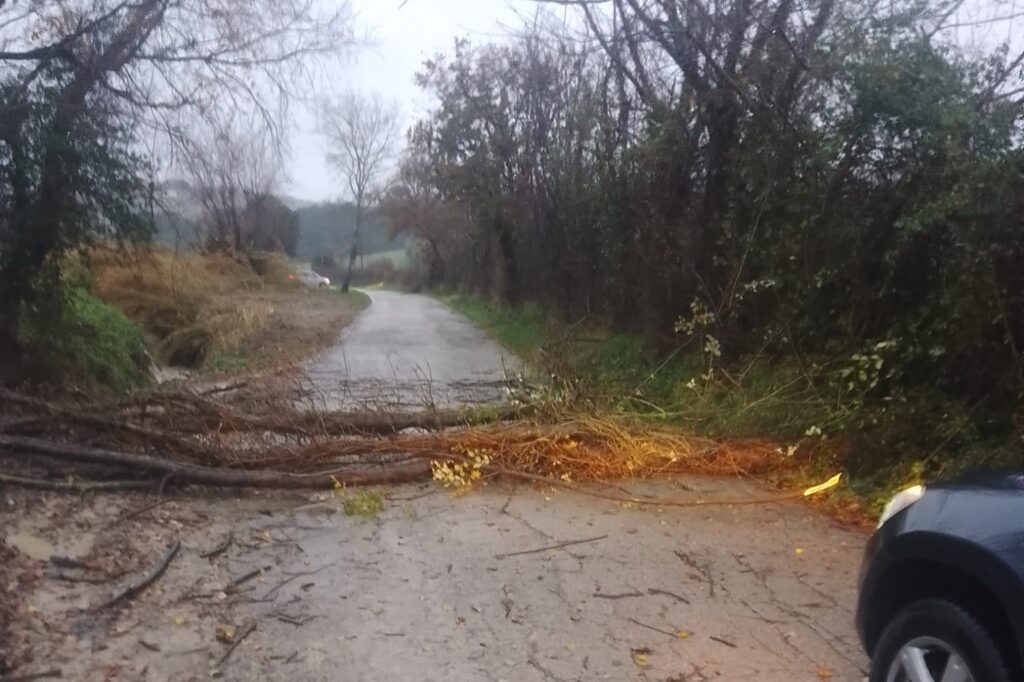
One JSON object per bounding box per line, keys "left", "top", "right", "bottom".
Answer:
{"left": 216, "top": 625, "right": 236, "bottom": 643}
{"left": 817, "top": 665, "right": 835, "bottom": 679}
{"left": 631, "top": 648, "right": 652, "bottom": 668}
{"left": 795, "top": 547, "right": 804, "bottom": 556}
{"left": 677, "top": 630, "right": 690, "bottom": 639}
{"left": 803, "top": 473, "right": 842, "bottom": 497}
{"left": 172, "top": 615, "right": 185, "bottom": 626}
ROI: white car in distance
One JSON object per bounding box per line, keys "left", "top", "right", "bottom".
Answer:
{"left": 296, "top": 270, "right": 331, "bottom": 289}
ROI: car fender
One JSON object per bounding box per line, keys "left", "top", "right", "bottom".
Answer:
{"left": 863, "top": 528, "right": 1024, "bottom": 661}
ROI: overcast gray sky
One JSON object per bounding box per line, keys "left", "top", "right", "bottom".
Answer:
{"left": 286, "top": 0, "right": 544, "bottom": 203}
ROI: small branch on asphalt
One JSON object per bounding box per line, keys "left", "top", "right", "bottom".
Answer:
{"left": 215, "top": 621, "right": 256, "bottom": 669}
{"left": 96, "top": 542, "right": 180, "bottom": 610}
{"left": 710, "top": 635, "right": 738, "bottom": 648}
{"left": 647, "top": 587, "right": 691, "bottom": 604}
{"left": 200, "top": 531, "right": 234, "bottom": 559}
{"left": 262, "top": 564, "right": 330, "bottom": 599}
{"left": 494, "top": 534, "right": 608, "bottom": 559}
{"left": 224, "top": 566, "right": 270, "bottom": 594}
{"left": 592, "top": 591, "right": 644, "bottom": 600}
{"left": 628, "top": 617, "right": 680, "bottom": 639}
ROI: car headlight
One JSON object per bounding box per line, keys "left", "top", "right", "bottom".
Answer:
{"left": 877, "top": 484, "right": 924, "bottom": 528}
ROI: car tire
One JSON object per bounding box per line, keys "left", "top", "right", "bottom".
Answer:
{"left": 869, "top": 598, "right": 1010, "bottom": 682}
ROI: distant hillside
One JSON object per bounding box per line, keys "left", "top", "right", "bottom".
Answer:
{"left": 294, "top": 201, "right": 406, "bottom": 260}
{"left": 148, "top": 182, "right": 401, "bottom": 259}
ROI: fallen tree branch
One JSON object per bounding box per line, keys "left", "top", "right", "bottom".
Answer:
{"left": 0, "top": 435, "right": 432, "bottom": 489}
{"left": 97, "top": 542, "right": 180, "bottom": 610}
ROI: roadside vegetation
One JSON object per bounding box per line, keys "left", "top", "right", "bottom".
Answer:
{"left": 442, "top": 293, "right": 1020, "bottom": 514}
{"left": 377, "top": 3, "right": 1024, "bottom": 512}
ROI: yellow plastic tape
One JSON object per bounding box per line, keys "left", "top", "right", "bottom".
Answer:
{"left": 802, "top": 473, "right": 842, "bottom": 497}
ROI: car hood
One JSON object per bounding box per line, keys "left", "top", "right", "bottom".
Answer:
{"left": 931, "top": 469, "right": 1024, "bottom": 491}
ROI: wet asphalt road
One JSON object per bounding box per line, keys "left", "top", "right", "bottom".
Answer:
{"left": 6, "top": 480, "right": 870, "bottom": 681}
{"left": 304, "top": 290, "right": 524, "bottom": 410}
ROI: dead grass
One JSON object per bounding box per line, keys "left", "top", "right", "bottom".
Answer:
{"left": 90, "top": 246, "right": 298, "bottom": 368}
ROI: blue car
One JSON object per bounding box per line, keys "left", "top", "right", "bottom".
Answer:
{"left": 856, "top": 473, "right": 1024, "bottom": 681}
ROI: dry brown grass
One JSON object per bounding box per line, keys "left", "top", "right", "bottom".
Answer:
{"left": 89, "top": 246, "right": 290, "bottom": 366}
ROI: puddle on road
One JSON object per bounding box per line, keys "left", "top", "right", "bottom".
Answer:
{"left": 5, "top": 528, "right": 93, "bottom": 561}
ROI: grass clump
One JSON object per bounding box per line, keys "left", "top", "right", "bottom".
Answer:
{"left": 342, "top": 488, "right": 384, "bottom": 517}
{"left": 19, "top": 287, "right": 149, "bottom": 392}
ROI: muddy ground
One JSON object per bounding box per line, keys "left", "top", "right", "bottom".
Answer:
{"left": 1, "top": 478, "right": 869, "bottom": 681}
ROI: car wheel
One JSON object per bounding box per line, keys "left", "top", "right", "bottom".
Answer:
{"left": 870, "top": 599, "right": 1010, "bottom": 682}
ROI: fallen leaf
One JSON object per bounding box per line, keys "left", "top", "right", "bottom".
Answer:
{"left": 817, "top": 665, "right": 834, "bottom": 679}
{"left": 216, "top": 625, "right": 236, "bottom": 644}
{"left": 795, "top": 547, "right": 804, "bottom": 556}
{"left": 677, "top": 630, "right": 690, "bottom": 639}
{"left": 172, "top": 615, "right": 185, "bottom": 627}
{"left": 631, "top": 647, "right": 652, "bottom": 668}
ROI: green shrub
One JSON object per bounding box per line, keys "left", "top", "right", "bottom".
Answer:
{"left": 20, "top": 287, "right": 149, "bottom": 392}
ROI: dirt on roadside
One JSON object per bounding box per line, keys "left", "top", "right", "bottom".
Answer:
{"left": 216, "top": 289, "right": 368, "bottom": 374}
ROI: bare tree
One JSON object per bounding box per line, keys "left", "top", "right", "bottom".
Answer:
{"left": 185, "top": 116, "right": 283, "bottom": 251}
{"left": 321, "top": 91, "right": 399, "bottom": 292}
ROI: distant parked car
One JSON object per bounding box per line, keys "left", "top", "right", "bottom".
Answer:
{"left": 296, "top": 270, "right": 330, "bottom": 289}
{"left": 856, "top": 472, "right": 1024, "bottom": 682}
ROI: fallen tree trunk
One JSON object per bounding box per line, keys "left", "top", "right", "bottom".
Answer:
{"left": 0, "top": 435, "right": 432, "bottom": 489}
{"left": 0, "top": 474, "right": 156, "bottom": 492}
{"left": 1, "top": 387, "right": 526, "bottom": 438}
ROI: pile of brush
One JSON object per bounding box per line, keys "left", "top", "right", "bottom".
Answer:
{"left": 0, "top": 383, "right": 793, "bottom": 498}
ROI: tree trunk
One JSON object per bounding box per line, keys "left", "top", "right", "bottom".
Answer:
{"left": 341, "top": 201, "right": 363, "bottom": 293}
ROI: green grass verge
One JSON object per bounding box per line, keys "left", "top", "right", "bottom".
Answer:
{"left": 443, "top": 294, "right": 546, "bottom": 361}
{"left": 338, "top": 289, "right": 372, "bottom": 310}
{"left": 20, "top": 287, "right": 150, "bottom": 392}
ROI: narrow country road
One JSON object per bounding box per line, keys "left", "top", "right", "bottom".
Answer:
{"left": 305, "top": 289, "right": 524, "bottom": 409}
